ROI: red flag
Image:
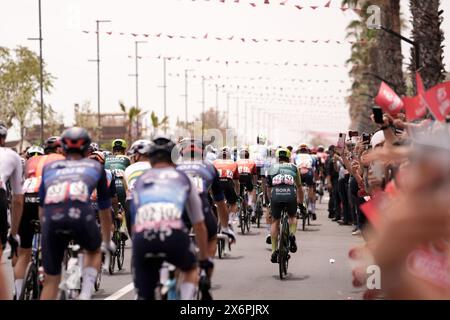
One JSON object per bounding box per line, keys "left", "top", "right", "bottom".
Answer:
{"left": 402, "top": 95, "right": 427, "bottom": 122}
{"left": 423, "top": 81, "right": 450, "bottom": 122}
{"left": 416, "top": 71, "right": 425, "bottom": 95}
{"left": 360, "top": 192, "right": 389, "bottom": 230}
{"left": 374, "top": 82, "right": 404, "bottom": 115}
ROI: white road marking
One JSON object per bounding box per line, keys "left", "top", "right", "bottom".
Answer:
{"left": 104, "top": 282, "right": 134, "bottom": 300}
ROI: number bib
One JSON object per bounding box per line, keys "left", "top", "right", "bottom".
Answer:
{"left": 45, "top": 181, "right": 89, "bottom": 205}
{"left": 23, "top": 177, "right": 40, "bottom": 194}
{"left": 272, "top": 174, "right": 294, "bottom": 186}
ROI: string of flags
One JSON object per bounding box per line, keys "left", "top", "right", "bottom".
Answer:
{"left": 81, "top": 29, "right": 365, "bottom": 46}
{"left": 183, "top": 0, "right": 362, "bottom": 13}
{"left": 126, "top": 54, "right": 347, "bottom": 69}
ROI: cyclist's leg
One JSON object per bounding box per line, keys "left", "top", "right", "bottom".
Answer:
{"left": 204, "top": 210, "right": 218, "bottom": 276}
{"left": 75, "top": 209, "right": 102, "bottom": 300}
{"left": 0, "top": 189, "right": 8, "bottom": 254}
{"left": 286, "top": 201, "right": 298, "bottom": 253}
{"left": 270, "top": 200, "right": 282, "bottom": 255}
{"left": 165, "top": 231, "right": 199, "bottom": 300}
{"left": 14, "top": 200, "right": 38, "bottom": 297}
{"left": 132, "top": 232, "right": 162, "bottom": 300}
{"left": 40, "top": 218, "right": 68, "bottom": 300}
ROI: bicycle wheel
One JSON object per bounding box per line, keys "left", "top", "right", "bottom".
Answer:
{"left": 117, "top": 240, "right": 125, "bottom": 270}
{"left": 245, "top": 209, "right": 251, "bottom": 233}
{"left": 239, "top": 208, "right": 245, "bottom": 235}
{"left": 95, "top": 269, "right": 102, "bottom": 291}
{"left": 19, "top": 262, "right": 39, "bottom": 300}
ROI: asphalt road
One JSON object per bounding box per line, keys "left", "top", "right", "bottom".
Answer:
{"left": 1, "top": 199, "right": 364, "bottom": 300}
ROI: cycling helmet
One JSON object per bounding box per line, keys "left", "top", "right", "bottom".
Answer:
{"left": 27, "top": 145, "right": 44, "bottom": 158}
{"left": 44, "top": 136, "right": 61, "bottom": 153}
{"left": 148, "top": 135, "right": 176, "bottom": 158}
{"left": 179, "top": 138, "right": 204, "bottom": 157}
{"left": 275, "top": 148, "right": 291, "bottom": 160}
{"left": 89, "top": 151, "right": 105, "bottom": 164}
{"left": 0, "top": 123, "right": 8, "bottom": 138}
{"left": 257, "top": 134, "right": 267, "bottom": 145}
{"left": 112, "top": 139, "right": 128, "bottom": 150}
{"left": 61, "top": 127, "right": 91, "bottom": 154}
{"left": 239, "top": 147, "right": 250, "bottom": 159}
{"left": 317, "top": 145, "right": 325, "bottom": 153}
{"left": 221, "top": 146, "right": 231, "bottom": 159}
{"left": 128, "top": 139, "right": 152, "bottom": 157}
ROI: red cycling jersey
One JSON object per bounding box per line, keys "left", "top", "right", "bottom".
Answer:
{"left": 213, "top": 159, "right": 239, "bottom": 180}
{"left": 236, "top": 159, "right": 257, "bottom": 176}
{"left": 23, "top": 154, "right": 65, "bottom": 194}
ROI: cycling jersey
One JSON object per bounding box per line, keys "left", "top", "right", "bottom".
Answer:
{"left": 294, "top": 153, "right": 317, "bottom": 174}
{"left": 90, "top": 169, "right": 115, "bottom": 203}
{"left": 213, "top": 159, "right": 239, "bottom": 180}
{"left": 130, "top": 167, "right": 204, "bottom": 234}
{"left": 236, "top": 159, "right": 257, "bottom": 177}
{"left": 124, "top": 161, "right": 151, "bottom": 200}
{"left": 105, "top": 155, "right": 130, "bottom": 204}
{"left": 177, "top": 160, "right": 224, "bottom": 239}
{"left": 0, "top": 147, "right": 23, "bottom": 194}
{"left": 267, "top": 163, "right": 301, "bottom": 219}
{"left": 39, "top": 158, "right": 111, "bottom": 275}
{"left": 1, "top": 147, "right": 23, "bottom": 247}
{"left": 19, "top": 154, "right": 64, "bottom": 249}
{"left": 249, "top": 144, "right": 268, "bottom": 168}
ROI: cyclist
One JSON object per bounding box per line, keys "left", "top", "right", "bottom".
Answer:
{"left": 130, "top": 136, "right": 211, "bottom": 300}
{"left": 236, "top": 148, "right": 257, "bottom": 221}
{"left": 43, "top": 136, "right": 63, "bottom": 155}
{"left": 14, "top": 137, "right": 65, "bottom": 298}
{"left": 250, "top": 135, "right": 269, "bottom": 206}
{"left": 0, "top": 123, "right": 24, "bottom": 276}
{"left": 267, "top": 148, "right": 304, "bottom": 263}
{"left": 105, "top": 139, "right": 130, "bottom": 233}
{"left": 294, "top": 143, "right": 318, "bottom": 221}
{"left": 26, "top": 146, "right": 44, "bottom": 160}
{"left": 205, "top": 145, "right": 217, "bottom": 163}
{"left": 38, "top": 127, "right": 114, "bottom": 300}
{"left": 177, "top": 138, "right": 235, "bottom": 271}
{"left": 124, "top": 140, "right": 152, "bottom": 237}
{"left": 213, "top": 147, "right": 239, "bottom": 226}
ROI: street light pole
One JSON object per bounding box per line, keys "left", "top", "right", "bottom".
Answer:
{"left": 163, "top": 57, "right": 167, "bottom": 133}
{"left": 89, "top": 19, "right": 110, "bottom": 143}
{"left": 28, "top": 0, "right": 45, "bottom": 145}
{"left": 226, "top": 92, "right": 230, "bottom": 128}
{"left": 183, "top": 69, "right": 194, "bottom": 129}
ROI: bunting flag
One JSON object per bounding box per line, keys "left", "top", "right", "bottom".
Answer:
{"left": 402, "top": 72, "right": 427, "bottom": 122}
{"left": 423, "top": 81, "right": 450, "bottom": 122}
{"left": 374, "top": 82, "right": 404, "bottom": 115}
{"left": 81, "top": 30, "right": 364, "bottom": 46}
{"left": 126, "top": 53, "right": 347, "bottom": 69}
{"left": 184, "top": 0, "right": 362, "bottom": 13}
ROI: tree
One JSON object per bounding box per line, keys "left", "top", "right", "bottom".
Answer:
{"left": 409, "top": 0, "right": 446, "bottom": 91}
{"left": 150, "top": 111, "right": 169, "bottom": 138}
{"left": 119, "top": 101, "right": 145, "bottom": 142}
{"left": 0, "top": 46, "right": 54, "bottom": 150}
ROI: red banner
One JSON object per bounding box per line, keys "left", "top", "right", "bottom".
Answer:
{"left": 374, "top": 82, "right": 404, "bottom": 115}
{"left": 423, "top": 81, "right": 450, "bottom": 122}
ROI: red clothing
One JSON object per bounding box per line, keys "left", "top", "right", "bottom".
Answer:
{"left": 23, "top": 154, "right": 65, "bottom": 193}
{"left": 236, "top": 159, "right": 257, "bottom": 176}
{"left": 213, "top": 159, "right": 239, "bottom": 180}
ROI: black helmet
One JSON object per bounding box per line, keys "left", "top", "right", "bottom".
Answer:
{"left": 61, "top": 127, "right": 91, "bottom": 155}
{"left": 148, "top": 135, "right": 176, "bottom": 158}
{"left": 44, "top": 136, "right": 61, "bottom": 153}
{"left": 0, "top": 122, "right": 8, "bottom": 138}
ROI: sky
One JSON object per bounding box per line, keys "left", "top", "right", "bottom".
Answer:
{"left": 1, "top": 0, "right": 449, "bottom": 146}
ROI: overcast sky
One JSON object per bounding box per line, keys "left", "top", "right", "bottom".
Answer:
{"left": 1, "top": 0, "right": 449, "bottom": 145}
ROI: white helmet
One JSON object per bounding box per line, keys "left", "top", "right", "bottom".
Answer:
{"left": 257, "top": 134, "right": 267, "bottom": 145}
{"left": 27, "top": 145, "right": 44, "bottom": 158}
{"left": 127, "top": 139, "right": 152, "bottom": 156}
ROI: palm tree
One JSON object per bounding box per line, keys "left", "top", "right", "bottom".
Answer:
{"left": 119, "top": 101, "right": 143, "bottom": 142}
{"left": 150, "top": 111, "right": 169, "bottom": 138}
{"left": 409, "top": 0, "right": 446, "bottom": 91}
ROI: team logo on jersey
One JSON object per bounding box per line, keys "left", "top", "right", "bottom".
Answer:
{"left": 135, "top": 202, "right": 183, "bottom": 232}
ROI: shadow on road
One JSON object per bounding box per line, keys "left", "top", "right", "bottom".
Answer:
{"left": 271, "top": 274, "right": 310, "bottom": 281}
{"left": 238, "top": 231, "right": 261, "bottom": 236}
{"left": 300, "top": 228, "right": 321, "bottom": 232}
{"left": 221, "top": 255, "right": 244, "bottom": 260}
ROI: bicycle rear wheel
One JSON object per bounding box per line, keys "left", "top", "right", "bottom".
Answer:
{"left": 117, "top": 240, "right": 125, "bottom": 270}
{"left": 239, "top": 208, "right": 245, "bottom": 235}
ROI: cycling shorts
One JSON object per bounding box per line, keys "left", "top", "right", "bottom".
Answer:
{"left": 132, "top": 230, "right": 197, "bottom": 300}
{"left": 41, "top": 204, "right": 101, "bottom": 275}
{"left": 300, "top": 170, "right": 315, "bottom": 187}
{"left": 256, "top": 167, "right": 266, "bottom": 180}
{"left": 19, "top": 194, "right": 40, "bottom": 249}
{"left": 219, "top": 179, "right": 238, "bottom": 205}
{"left": 270, "top": 186, "right": 297, "bottom": 220}
{"left": 239, "top": 174, "right": 254, "bottom": 193}
{"left": 183, "top": 204, "right": 218, "bottom": 241}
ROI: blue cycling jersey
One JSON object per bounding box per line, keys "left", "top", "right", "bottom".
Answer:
{"left": 38, "top": 158, "right": 111, "bottom": 211}
{"left": 130, "top": 167, "right": 204, "bottom": 234}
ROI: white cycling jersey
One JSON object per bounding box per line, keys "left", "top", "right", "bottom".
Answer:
{"left": 249, "top": 144, "right": 268, "bottom": 168}
{"left": 124, "top": 161, "right": 151, "bottom": 200}
{"left": 0, "top": 147, "right": 23, "bottom": 194}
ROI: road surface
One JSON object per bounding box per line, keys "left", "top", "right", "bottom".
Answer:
{"left": 1, "top": 200, "right": 364, "bottom": 300}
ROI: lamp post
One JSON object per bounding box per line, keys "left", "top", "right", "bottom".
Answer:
{"left": 183, "top": 69, "right": 194, "bottom": 129}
